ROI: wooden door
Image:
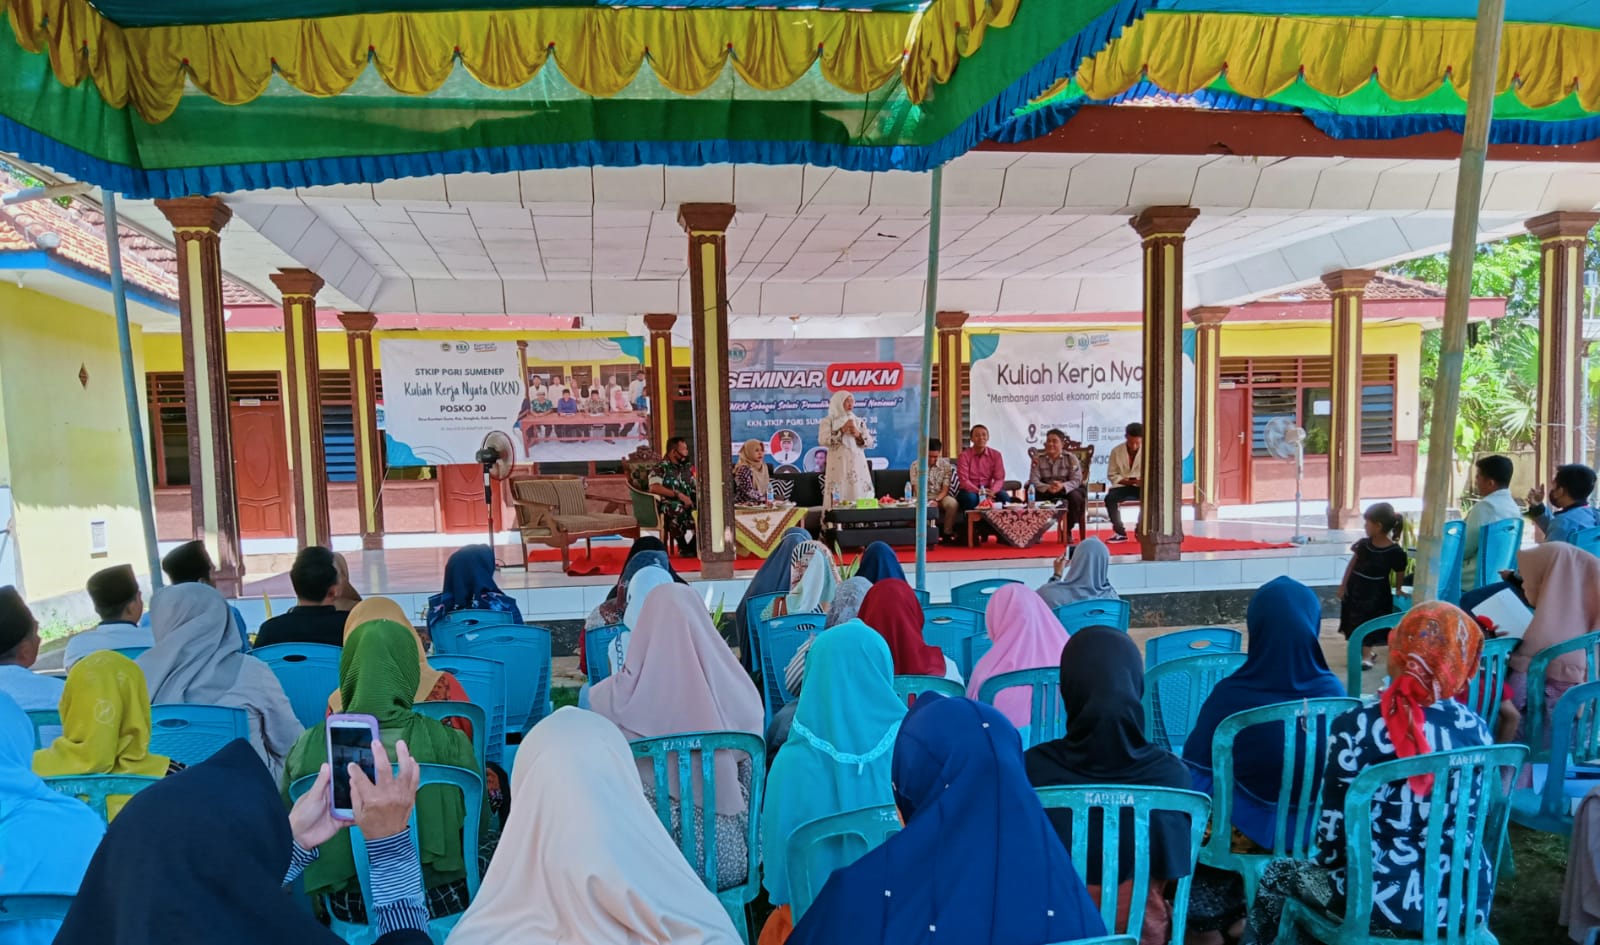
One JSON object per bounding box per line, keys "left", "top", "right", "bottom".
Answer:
{"left": 1216, "top": 387, "right": 1250, "bottom": 506}
{"left": 439, "top": 464, "right": 505, "bottom": 533}
{"left": 231, "top": 404, "right": 293, "bottom": 538}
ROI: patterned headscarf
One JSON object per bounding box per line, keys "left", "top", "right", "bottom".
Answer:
{"left": 1379, "top": 601, "right": 1482, "bottom": 796}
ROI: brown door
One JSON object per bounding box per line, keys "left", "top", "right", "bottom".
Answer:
{"left": 439, "top": 464, "right": 505, "bottom": 533}
{"left": 231, "top": 404, "right": 294, "bottom": 538}
{"left": 1216, "top": 387, "right": 1250, "bottom": 505}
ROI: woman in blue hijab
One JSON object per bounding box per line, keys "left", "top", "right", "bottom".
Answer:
{"left": 1180, "top": 575, "right": 1345, "bottom": 940}
{"left": 854, "top": 541, "right": 905, "bottom": 585}
{"left": 788, "top": 694, "right": 1105, "bottom": 945}
{"left": 425, "top": 545, "right": 523, "bottom": 631}
{"left": 0, "top": 691, "right": 105, "bottom": 945}
{"left": 733, "top": 527, "right": 812, "bottom": 673}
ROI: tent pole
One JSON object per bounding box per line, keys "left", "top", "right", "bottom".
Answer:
{"left": 1415, "top": 0, "right": 1505, "bottom": 603}
{"left": 914, "top": 167, "right": 944, "bottom": 593}
{"left": 103, "top": 189, "right": 165, "bottom": 589}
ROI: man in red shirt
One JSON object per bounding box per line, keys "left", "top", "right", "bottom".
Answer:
{"left": 955, "top": 424, "right": 1014, "bottom": 512}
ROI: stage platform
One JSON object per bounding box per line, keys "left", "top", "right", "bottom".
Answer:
{"left": 232, "top": 519, "right": 1358, "bottom": 628}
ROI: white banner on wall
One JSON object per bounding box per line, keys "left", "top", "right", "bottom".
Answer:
{"left": 378, "top": 339, "right": 525, "bottom": 466}
{"left": 967, "top": 330, "right": 1195, "bottom": 486}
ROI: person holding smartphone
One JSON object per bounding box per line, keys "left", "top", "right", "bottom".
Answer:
{"left": 1103, "top": 422, "right": 1143, "bottom": 542}
{"left": 53, "top": 737, "right": 431, "bottom": 945}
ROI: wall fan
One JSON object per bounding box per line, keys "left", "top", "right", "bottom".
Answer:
{"left": 475, "top": 430, "right": 517, "bottom": 565}
{"left": 1262, "top": 415, "right": 1310, "bottom": 545}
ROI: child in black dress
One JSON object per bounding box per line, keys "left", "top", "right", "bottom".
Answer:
{"left": 1338, "top": 502, "right": 1409, "bottom": 669}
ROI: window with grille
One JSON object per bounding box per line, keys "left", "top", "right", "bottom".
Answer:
{"left": 1224, "top": 355, "right": 1397, "bottom": 458}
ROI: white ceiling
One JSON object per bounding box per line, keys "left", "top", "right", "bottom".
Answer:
{"left": 119, "top": 151, "right": 1600, "bottom": 330}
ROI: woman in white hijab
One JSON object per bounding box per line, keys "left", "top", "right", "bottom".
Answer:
{"left": 137, "top": 583, "right": 302, "bottom": 779}
{"left": 818, "top": 390, "right": 874, "bottom": 510}
{"left": 446, "top": 707, "right": 741, "bottom": 945}
{"left": 785, "top": 540, "right": 839, "bottom": 616}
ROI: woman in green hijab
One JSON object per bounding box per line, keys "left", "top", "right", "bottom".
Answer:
{"left": 283, "top": 619, "right": 482, "bottom": 923}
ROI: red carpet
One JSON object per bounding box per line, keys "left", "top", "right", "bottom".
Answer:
{"left": 531, "top": 530, "right": 1294, "bottom": 576}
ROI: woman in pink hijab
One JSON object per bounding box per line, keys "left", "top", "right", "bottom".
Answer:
{"left": 966, "top": 584, "right": 1071, "bottom": 732}
{"left": 589, "top": 582, "right": 764, "bottom": 891}
{"left": 1506, "top": 543, "right": 1600, "bottom": 738}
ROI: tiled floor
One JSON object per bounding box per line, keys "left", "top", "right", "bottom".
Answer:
{"left": 232, "top": 518, "right": 1361, "bottom": 626}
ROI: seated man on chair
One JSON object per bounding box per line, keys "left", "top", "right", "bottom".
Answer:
{"left": 649, "top": 436, "right": 699, "bottom": 557}
{"left": 1104, "top": 422, "right": 1142, "bottom": 543}
{"left": 955, "top": 424, "right": 1014, "bottom": 510}
{"left": 911, "top": 437, "right": 961, "bottom": 543}
{"left": 1028, "top": 428, "right": 1086, "bottom": 544}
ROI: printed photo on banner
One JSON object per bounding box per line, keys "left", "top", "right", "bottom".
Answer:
{"left": 377, "top": 337, "right": 649, "bottom": 466}
{"left": 967, "top": 330, "right": 1195, "bottom": 485}
{"left": 728, "top": 338, "right": 923, "bottom": 472}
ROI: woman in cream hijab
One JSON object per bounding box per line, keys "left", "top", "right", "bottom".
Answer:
{"left": 818, "top": 391, "right": 874, "bottom": 509}
{"left": 733, "top": 439, "right": 772, "bottom": 505}
{"left": 446, "top": 707, "right": 741, "bottom": 945}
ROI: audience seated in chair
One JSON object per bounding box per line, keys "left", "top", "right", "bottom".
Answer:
{"left": 63, "top": 565, "right": 153, "bottom": 671}
{"left": 910, "top": 437, "right": 962, "bottom": 542}
{"left": 1036, "top": 537, "right": 1118, "bottom": 610}
{"left": 154, "top": 540, "right": 251, "bottom": 652}
{"left": 1525, "top": 462, "right": 1600, "bottom": 545}
{"left": 327, "top": 598, "right": 475, "bottom": 742}
{"left": 425, "top": 545, "right": 523, "bottom": 633}
{"left": 1461, "top": 454, "right": 1522, "bottom": 592}
{"left": 1104, "top": 422, "right": 1143, "bottom": 543}
{"left": 253, "top": 546, "right": 350, "bottom": 649}
{"left": 967, "top": 584, "right": 1071, "bottom": 739}
{"left": 649, "top": 436, "right": 700, "bottom": 557}
{"left": 857, "top": 578, "right": 962, "bottom": 684}
{"left": 0, "top": 586, "right": 64, "bottom": 719}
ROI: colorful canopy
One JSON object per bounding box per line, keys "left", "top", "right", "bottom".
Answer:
{"left": 0, "top": 0, "right": 1153, "bottom": 196}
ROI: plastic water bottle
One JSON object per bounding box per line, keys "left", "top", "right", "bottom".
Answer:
{"left": 766, "top": 481, "right": 775, "bottom": 504}
{"left": 904, "top": 481, "right": 914, "bottom": 503}
{"left": 1026, "top": 483, "right": 1036, "bottom": 507}
{"left": 980, "top": 485, "right": 989, "bottom": 504}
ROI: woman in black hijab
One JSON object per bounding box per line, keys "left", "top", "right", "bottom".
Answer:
{"left": 1025, "top": 626, "right": 1194, "bottom": 943}
{"left": 54, "top": 739, "right": 429, "bottom": 945}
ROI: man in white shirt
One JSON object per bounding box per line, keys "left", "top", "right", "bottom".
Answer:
{"left": 1103, "top": 422, "right": 1143, "bottom": 541}
{"left": 1460, "top": 455, "right": 1523, "bottom": 592}
{"left": 0, "top": 585, "right": 64, "bottom": 719}
{"left": 63, "top": 564, "right": 153, "bottom": 669}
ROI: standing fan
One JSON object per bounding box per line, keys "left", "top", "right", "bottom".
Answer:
{"left": 1262, "top": 415, "right": 1310, "bottom": 545}
{"left": 475, "top": 430, "right": 517, "bottom": 565}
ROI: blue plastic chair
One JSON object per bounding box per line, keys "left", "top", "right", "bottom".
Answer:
{"left": 1475, "top": 518, "right": 1523, "bottom": 585}
{"left": 911, "top": 587, "right": 931, "bottom": 606}
{"left": 757, "top": 613, "right": 824, "bottom": 725}
{"left": 891, "top": 674, "right": 964, "bottom": 704}
{"left": 25, "top": 709, "right": 59, "bottom": 749}
{"left": 1279, "top": 744, "right": 1525, "bottom": 945}
{"left": 920, "top": 605, "right": 984, "bottom": 678}
{"left": 631, "top": 731, "right": 765, "bottom": 943}
{"left": 1461, "top": 637, "right": 1518, "bottom": 726}
{"left": 453, "top": 624, "right": 552, "bottom": 734}
{"left": 1033, "top": 785, "right": 1211, "bottom": 943}
{"left": 1512, "top": 680, "right": 1600, "bottom": 836}
{"left": 1396, "top": 520, "right": 1466, "bottom": 609}
{"left": 253, "top": 643, "right": 344, "bottom": 729}
{"left": 1525, "top": 630, "right": 1600, "bottom": 763}
{"left": 290, "top": 763, "right": 483, "bottom": 945}
{"left": 585, "top": 623, "right": 627, "bottom": 684}
{"left": 1143, "top": 652, "right": 1248, "bottom": 754}
{"left": 1195, "top": 697, "right": 1362, "bottom": 906}
{"left": 976, "top": 667, "right": 1066, "bottom": 748}
{"left": 0, "top": 894, "right": 74, "bottom": 924}
{"left": 429, "top": 608, "right": 520, "bottom": 655}
{"left": 1144, "top": 627, "right": 1242, "bottom": 669}
{"left": 739, "top": 592, "right": 785, "bottom": 671}
{"left": 1344, "top": 611, "right": 1405, "bottom": 698}
{"left": 786, "top": 804, "right": 902, "bottom": 921}
{"left": 112, "top": 646, "right": 149, "bottom": 660}
{"left": 950, "top": 578, "right": 1021, "bottom": 613}
{"left": 1054, "top": 598, "right": 1131, "bottom": 635}
{"left": 44, "top": 774, "right": 161, "bottom": 821}
{"left": 1572, "top": 525, "right": 1600, "bottom": 558}
{"left": 412, "top": 700, "right": 489, "bottom": 775}
{"left": 149, "top": 704, "right": 250, "bottom": 766}
{"left": 429, "top": 654, "right": 509, "bottom": 765}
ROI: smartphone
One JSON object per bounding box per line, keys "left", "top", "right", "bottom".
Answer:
{"left": 326, "top": 713, "right": 380, "bottom": 821}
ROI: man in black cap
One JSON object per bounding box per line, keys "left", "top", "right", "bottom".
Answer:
{"left": 63, "top": 564, "right": 154, "bottom": 670}
{"left": 155, "top": 540, "right": 251, "bottom": 652}
{"left": 0, "top": 585, "right": 64, "bottom": 714}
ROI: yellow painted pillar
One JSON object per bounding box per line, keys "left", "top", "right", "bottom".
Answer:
{"left": 644, "top": 313, "right": 677, "bottom": 454}
{"left": 1130, "top": 206, "right": 1199, "bottom": 562}
{"left": 155, "top": 196, "right": 243, "bottom": 596}
{"left": 1324, "top": 269, "right": 1375, "bottom": 531}
{"left": 339, "top": 312, "right": 384, "bottom": 550}
{"left": 271, "top": 268, "right": 328, "bottom": 549}
{"left": 1188, "top": 305, "right": 1230, "bottom": 521}
{"left": 935, "top": 311, "right": 968, "bottom": 451}
{"left": 1526, "top": 212, "right": 1600, "bottom": 490}
{"left": 678, "top": 203, "right": 737, "bottom": 580}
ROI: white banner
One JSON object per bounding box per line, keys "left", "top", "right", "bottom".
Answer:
{"left": 967, "top": 330, "right": 1194, "bottom": 486}
{"left": 378, "top": 340, "right": 525, "bottom": 466}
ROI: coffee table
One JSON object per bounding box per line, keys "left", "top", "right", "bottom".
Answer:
{"left": 822, "top": 505, "right": 938, "bottom": 549}
{"left": 966, "top": 506, "right": 1071, "bottom": 549}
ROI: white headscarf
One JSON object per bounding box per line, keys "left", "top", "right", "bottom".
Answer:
{"left": 786, "top": 541, "right": 839, "bottom": 615}
{"left": 445, "top": 708, "right": 741, "bottom": 945}
{"left": 623, "top": 566, "right": 676, "bottom": 631}
{"left": 138, "top": 584, "right": 302, "bottom": 773}
{"left": 821, "top": 390, "right": 860, "bottom": 440}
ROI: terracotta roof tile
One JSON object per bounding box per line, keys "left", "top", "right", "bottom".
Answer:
{"left": 1258, "top": 272, "right": 1448, "bottom": 303}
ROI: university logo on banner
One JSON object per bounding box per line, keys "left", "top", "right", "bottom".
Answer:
{"left": 967, "top": 330, "right": 1195, "bottom": 485}
{"left": 728, "top": 339, "right": 923, "bottom": 471}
